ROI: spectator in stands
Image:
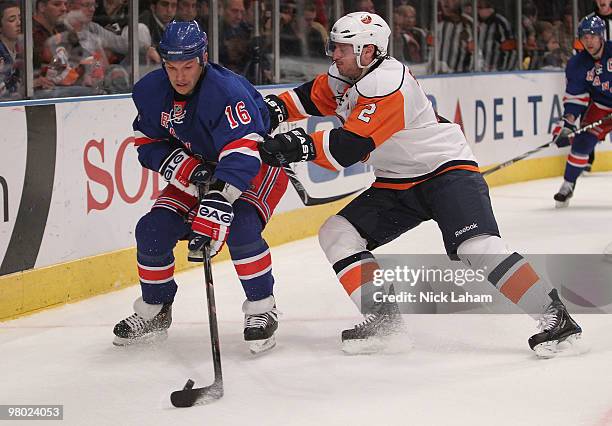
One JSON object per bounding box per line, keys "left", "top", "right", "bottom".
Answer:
{"left": 301, "top": 2, "right": 327, "bottom": 58}
{"left": 279, "top": 1, "right": 302, "bottom": 56}
{"left": 33, "top": 0, "right": 67, "bottom": 70}
{"left": 437, "top": 0, "right": 474, "bottom": 73}
{"left": 541, "top": 36, "right": 569, "bottom": 69}
{"left": 522, "top": 0, "right": 538, "bottom": 40}
{"left": 476, "top": 0, "right": 517, "bottom": 71}
{"left": 176, "top": 0, "right": 197, "bottom": 21}
{"left": 195, "top": 0, "right": 208, "bottom": 32}
{"left": 350, "top": 0, "right": 376, "bottom": 14}
{"left": 45, "top": 1, "right": 112, "bottom": 93}
{"left": 313, "top": 0, "right": 328, "bottom": 29}
{"left": 462, "top": 0, "right": 473, "bottom": 17}
{"left": 536, "top": 20, "right": 555, "bottom": 50}
{"left": 554, "top": 3, "right": 575, "bottom": 53}
{"left": 93, "top": 0, "right": 127, "bottom": 34}
{"left": 65, "top": 0, "right": 156, "bottom": 64}
{"left": 0, "top": 0, "right": 21, "bottom": 98}
{"left": 533, "top": 0, "right": 566, "bottom": 24}
{"left": 521, "top": 1, "right": 540, "bottom": 69}
{"left": 139, "top": 0, "right": 176, "bottom": 47}
{"left": 394, "top": 4, "right": 428, "bottom": 64}
{"left": 41, "top": 0, "right": 155, "bottom": 95}
{"left": 219, "top": 0, "right": 251, "bottom": 75}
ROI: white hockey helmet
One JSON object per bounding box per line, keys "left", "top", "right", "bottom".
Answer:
{"left": 326, "top": 12, "right": 391, "bottom": 68}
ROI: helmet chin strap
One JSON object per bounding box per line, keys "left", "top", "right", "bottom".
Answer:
{"left": 590, "top": 39, "right": 605, "bottom": 60}
{"left": 355, "top": 51, "right": 383, "bottom": 81}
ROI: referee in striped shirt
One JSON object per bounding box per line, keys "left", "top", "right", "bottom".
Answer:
{"left": 477, "top": 0, "right": 517, "bottom": 71}
{"left": 437, "top": 0, "right": 474, "bottom": 73}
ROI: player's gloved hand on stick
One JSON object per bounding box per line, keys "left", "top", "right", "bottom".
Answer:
{"left": 188, "top": 191, "right": 234, "bottom": 260}
{"left": 263, "top": 94, "right": 288, "bottom": 133}
{"left": 259, "top": 128, "right": 316, "bottom": 167}
{"left": 160, "top": 149, "right": 213, "bottom": 194}
{"left": 552, "top": 118, "right": 577, "bottom": 147}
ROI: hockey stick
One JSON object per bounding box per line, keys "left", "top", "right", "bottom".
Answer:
{"left": 482, "top": 113, "right": 612, "bottom": 177}
{"left": 171, "top": 190, "right": 223, "bottom": 407}
{"left": 170, "top": 245, "right": 223, "bottom": 407}
{"left": 282, "top": 164, "right": 362, "bottom": 206}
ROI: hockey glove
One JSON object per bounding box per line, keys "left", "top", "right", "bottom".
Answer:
{"left": 159, "top": 149, "right": 213, "bottom": 195}
{"left": 552, "top": 118, "right": 577, "bottom": 148}
{"left": 189, "top": 191, "right": 234, "bottom": 260}
{"left": 263, "top": 94, "right": 289, "bottom": 133}
{"left": 259, "top": 128, "right": 316, "bottom": 167}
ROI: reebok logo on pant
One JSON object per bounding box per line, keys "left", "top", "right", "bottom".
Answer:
{"left": 455, "top": 223, "right": 478, "bottom": 237}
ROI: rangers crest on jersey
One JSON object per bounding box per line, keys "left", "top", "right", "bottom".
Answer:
{"left": 160, "top": 101, "right": 187, "bottom": 129}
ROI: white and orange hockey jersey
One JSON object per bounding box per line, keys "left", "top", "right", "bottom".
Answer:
{"left": 278, "top": 57, "right": 479, "bottom": 189}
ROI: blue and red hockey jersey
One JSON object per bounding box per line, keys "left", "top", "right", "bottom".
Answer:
{"left": 132, "top": 63, "right": 270, "bottom": 193}
{"left": 563, "top": 40, "right": 612, "bottom": 118}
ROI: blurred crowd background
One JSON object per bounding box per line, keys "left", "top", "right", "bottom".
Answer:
{"left": 0, "top": 0, "right": 604, "bottom": 100}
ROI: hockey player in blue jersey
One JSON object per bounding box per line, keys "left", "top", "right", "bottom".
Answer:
{"left": 552, "top": 15, "right": 612, "bottom": 207}
{"left": 113, "top": 21, "right": 288, "bottom": 354}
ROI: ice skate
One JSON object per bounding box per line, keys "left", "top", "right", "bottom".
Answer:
{"left": 113, "top": 297, "right": 172, "bottom": 346}
{"left": 554, "top": 180, "right": 575, "bottom": 208}
{"left": 528, "top": 289, "right": 583, "bottom": 358}
{"left": 341, "top": 299, "right": 406, "bottom": 355}
{"left": 243, "top": 296, "right": 278, "bottom": 354}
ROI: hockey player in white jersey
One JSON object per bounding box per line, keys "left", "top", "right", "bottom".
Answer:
{"left": 259, "top": 12, "right": 583, "bottom": 357}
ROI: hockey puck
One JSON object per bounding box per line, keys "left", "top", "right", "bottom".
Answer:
{"left": 183, "top": 379, "right": 195, "bottom": 390}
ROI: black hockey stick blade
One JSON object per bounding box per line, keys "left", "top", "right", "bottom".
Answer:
{"left": 283, "top": 165, "right": 361, "bottom": 206}
{"left": 171, "top": 378, "right": 224, "bottom": 407}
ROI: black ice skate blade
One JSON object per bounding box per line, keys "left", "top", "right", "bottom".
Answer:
{"left": 171, "top": 379, "right": 223, "bottom": 407}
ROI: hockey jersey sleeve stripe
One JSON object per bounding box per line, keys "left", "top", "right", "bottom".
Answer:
{"left": 307, "top": 74, "right": 339, "bottom": 116}
{"left": 219, "top": 134, "right": 262, "bottom": 162}
{"left": 311, "top": 128, "right": 377, "bottom": 171}
{"left": 343, "top": 92, "right": 406, "bottom": 147}
{"left": 134, "top": 130, "right": 165, "bottom": 146}
{"left": 563, "top": 92, "right": 590, "bottom": 107}
{"left": 311, "top": 130, "right": 343, "bottom": 171}
{"left": 279, "top": 91, "right": 309, "bottom": 121}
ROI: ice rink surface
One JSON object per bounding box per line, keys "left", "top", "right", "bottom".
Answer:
{"left": 2, "top": 173, "right": 612, "bottom": 426}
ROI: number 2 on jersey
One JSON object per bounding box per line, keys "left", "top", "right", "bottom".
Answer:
{"left": 225, "top": 101, "right": 252, "bottom": 129}
{"left": 358, "top": 103, "right": 377, "bottom": 123}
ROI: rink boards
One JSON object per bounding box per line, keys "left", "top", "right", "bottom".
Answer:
{"left": 1, "top": 70, "right": 612, "bottom": 320}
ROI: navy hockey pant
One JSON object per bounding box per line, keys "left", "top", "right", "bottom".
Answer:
{"left": 135, "top": 200, "right": 275, "bottom": 305}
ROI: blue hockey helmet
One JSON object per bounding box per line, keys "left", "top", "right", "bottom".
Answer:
{"left": 577, "top": 15, "right": 606, "bottom": 39}
{"left": 159, "top": 20, "right": 208, "bottom": 62}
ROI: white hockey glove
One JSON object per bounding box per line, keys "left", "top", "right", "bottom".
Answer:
{"left": 159, "top": 149, "right": 212, "bottom": 196}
